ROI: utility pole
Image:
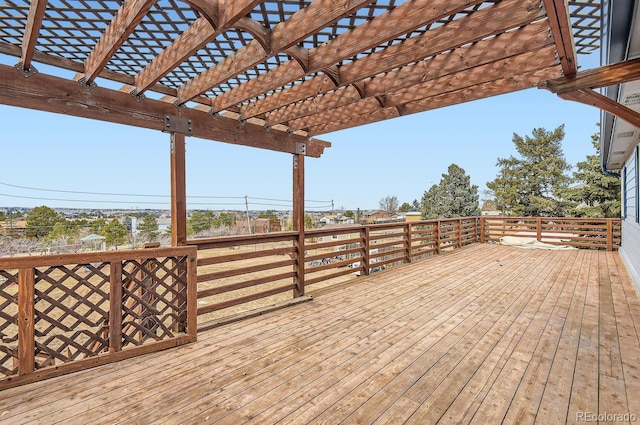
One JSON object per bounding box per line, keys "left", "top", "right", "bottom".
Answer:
{"left": 244, "top": 195, "right": 252, "bottom": 234}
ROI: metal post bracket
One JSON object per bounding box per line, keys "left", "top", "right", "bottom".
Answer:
{"left": 295, "top": 142, "right": 306, "bottom": 155}
{"left": 14, "top": 62, "right": 37, "bottom": 78}
{"left": 163, "top": 115, "right": 193, "bottom": 135}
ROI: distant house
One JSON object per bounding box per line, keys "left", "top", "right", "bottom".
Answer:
{"left": 404, "top": 212, "right": 423, "bottom": 222}
{"left": 251, "top": 218, "right": 281, "bottom": 233}
{"left": 319, "top": 215, "right": 338, "bottom": 225}
{"left": 0, "top": 220, "right": 27, "bottom": 238}
{"left": 337, "top": 215, "right": 355, "bottom": 224}
{"left": 157, "top": 217, "right": 172, "bottom": 234}
{"left": 364, "top": 211, "right": 402, "bottom": 224}
{"left": 316, "top": 224, "right": 359, "bottom": 244}
{"left": 481, "top": 210, "right": 502, "bottom": 216}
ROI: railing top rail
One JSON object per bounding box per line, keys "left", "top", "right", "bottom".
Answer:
{"left": 0, "top": 246, "right": 196, "bottom": 269}
{"left": 483, "top": 216, "right": 620, "bottom": 223}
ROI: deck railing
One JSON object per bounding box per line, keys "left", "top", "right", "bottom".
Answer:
{"left": 0, "top": 246, "right": 197, "bottom": 390}
{"left": 480, "top": 216, "right": 621, "bottom": 250}
{"left": 189, "top": 217, "right": 479, "bottom": 324}
{"left": 0, "top": 216, "right": 621, "bottom": 388}
{"left": 189, "top": 216, "right": 620, "bottom": 325}
{"left": 188, "top": 232, "right": 299, "bottom": 320}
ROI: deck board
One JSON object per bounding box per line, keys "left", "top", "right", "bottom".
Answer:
{"left": 1, "top": 244, "right": 639, "bottom": 425}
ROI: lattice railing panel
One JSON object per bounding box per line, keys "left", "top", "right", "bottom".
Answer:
{"left": 121, "top": 256, "right": 188, "bottom": 346}
{"left": 0, "top": 246, "right": 195, "bottom": 390}
{"left": 0, "top": 270, "right": 18, "bottom": 377}
{"left": 33, "top": 263, "right": 111, "bottom": 367}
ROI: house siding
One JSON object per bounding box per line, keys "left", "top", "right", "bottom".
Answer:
{"left": 620, "top": 145, "right": 640, "bottom": 294}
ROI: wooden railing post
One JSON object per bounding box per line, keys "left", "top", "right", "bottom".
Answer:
{"left": 479, "top": 217, "right": 485, "bottom": 243}
{"left": 109, "top": 262, "right": 123, "bottom": 353}
{"left": 457, "top": 218, "right": 462, "bottom": 248}
{"left": 406, "top": 222, "right": 413, "bottom": 263}
{"left": 363, "top": 226, "right": 371, "bottom": 276}
{"left": 186, "top": 252, "right": 198, "bottom": 340}
{"left": 435, "top": 220, "right": 441, "bottom": 255}
{"left": 536, "top": 217, "right": 542, "bottom": 242}
{"left": 606, "top": 219, "right": 613, "bottom": 251}
{"left": 18, "top": 268, "right": 35, "bottom": 375}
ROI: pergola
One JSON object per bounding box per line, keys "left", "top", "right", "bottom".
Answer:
{"left": 0, "top": 0, "right": 636, "bottom": 242}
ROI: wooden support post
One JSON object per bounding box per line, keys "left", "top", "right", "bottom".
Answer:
{"left": 606, "top": 219, "right": 613, "bottom": 252}
{"left": 18, "top": 268, "right": 35, "bottom": 375}
{"left": 536, "top": 217, "right": 542, "bottom": 242}
{"left": 109, "top": 261, "right": 123, "bottom": 353}
{"left": 435, "top": 220, "right": 441, "bottom": 255}
{"left": 457, "top": 218, "right": 462, "bottom": 248}
{"left": 170, "top": 133, "right": 187, "bottom": 246}
{"left": 480, "top": 217, "right": 485, "bottom": 244}
{"left": 293, "top": 153, "right": 305, "bottom": 297}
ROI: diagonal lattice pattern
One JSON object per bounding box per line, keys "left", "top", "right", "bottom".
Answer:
{"left": 0, "top": 1, "right": 595, "bottom": 97}
{"left": 0, "top": 1, "right": 602, "bottom": 136}
{"left": 121, "top": 256, "right": 188, "bottom": 346}
{"left": 0, "top": 270, "right": 18, "bottom": 377}
{"left": 569, "top": 0, "right": 601, "bottom": 54}
{"left": 0, "top": 255, "right": 190, "bottom": 377}
{"left": 33, "top": 262, "right": 111, "bottom": 367}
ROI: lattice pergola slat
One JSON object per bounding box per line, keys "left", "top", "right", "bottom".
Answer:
{"left": 0, "top": 0, "right": 609, "bottom": 145}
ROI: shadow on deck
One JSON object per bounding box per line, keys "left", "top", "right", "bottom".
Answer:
{"left": 1, "top": 244, "right": 639, "bottom": 424}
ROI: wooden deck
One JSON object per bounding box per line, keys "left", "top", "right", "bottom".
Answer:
{"left": 1, "top": 244, "right": 639, "bottom": 424}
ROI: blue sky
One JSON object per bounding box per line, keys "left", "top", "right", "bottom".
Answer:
{"left": 1, "top": 53, "right": 601, "bottom": 212}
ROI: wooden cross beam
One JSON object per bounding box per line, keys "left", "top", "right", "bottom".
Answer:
{"left": 0, "top": 63, "right": 330, "bottom": 157}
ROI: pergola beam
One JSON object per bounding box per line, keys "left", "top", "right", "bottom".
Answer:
{"left": 134, "top": 17, "right": 216, "bottom": 94}
{"left": 176, "top": 0, "right": 375, "bottom": 104}
{"left": 541, "top": 0, "right": 577, "bottom": 76}
{"left": 308, "top": 66, "right": 562, "bottom": 135}
{"left": 19, "top": 0, "right": 48, "bottom": 71}
{"left": 291, "top": 46, "right": 558, "bottom": 132}
{"left": 242, "top": 0, "right": 545, "bottom": 120}
{"left": 558, "top": 89, "right": 640, "bottom": 130}
{"left": 209, "top": 0, "right": 498, "bottom": 113}
{"left": 0, "top": 63, "right": 329, "bottom": 157}
{"left": 542, "top": 58, "right": 640, "bottom": 93}
{"left": 84, "top": 0, "right": 156, "bottom": 84}
{"left": 270, "top": 19, "right": 553, "bottom": 127}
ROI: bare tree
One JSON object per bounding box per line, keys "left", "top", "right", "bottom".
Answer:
{"left": 379, "top": 195, "right": 399, "bottom": 217}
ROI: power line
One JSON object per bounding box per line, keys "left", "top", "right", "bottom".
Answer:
{"left": 251, "top": 196, "right": 329, "bottom": 203}
{"left": 0, "top": 181, "right": 332, "bottom": 205}
{"left": 0, "top": 193, "right": 170, "bottom": 205}
{"left": 0, "top": 181, "right": 245, "bottom": 199}
{"left": 0, "top": 193, "right": 332, "bottom": 209}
